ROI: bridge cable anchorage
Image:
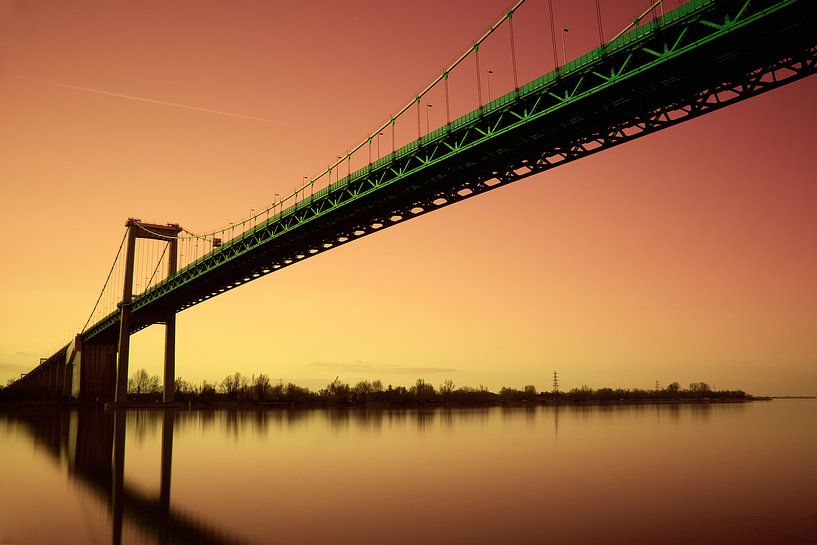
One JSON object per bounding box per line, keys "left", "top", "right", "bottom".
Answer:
{"left": 81, "top": 229, "right": 128, "bottom": 333}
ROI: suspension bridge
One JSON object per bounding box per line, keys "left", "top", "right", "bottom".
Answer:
{"left": 8, "top": 0, "right": 817, "bottom": 404}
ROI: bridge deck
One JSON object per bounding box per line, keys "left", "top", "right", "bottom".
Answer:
{"left": 54, "top": 0, "right": 817, "bottom": 348}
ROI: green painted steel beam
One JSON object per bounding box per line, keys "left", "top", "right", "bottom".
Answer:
{"left": 79, "top": 0, "right": 817, "bottom": 344}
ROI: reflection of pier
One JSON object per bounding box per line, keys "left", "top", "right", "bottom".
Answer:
{"left": 15, "top": 410, "right": 249, "bottom": 545}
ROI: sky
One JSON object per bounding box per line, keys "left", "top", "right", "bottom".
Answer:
{"left": 0, "top": 0, "right": 814, "bottom": 396}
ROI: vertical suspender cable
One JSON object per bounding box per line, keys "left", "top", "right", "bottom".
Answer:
{"left": 595, "top": 0, "right": 605, "bottom": 47}
{"left": 509, "top": 11, "right": 519, "bottom": 90}
{"left": 134, "top": 239, "right": 139, "bottom": 295}
{"left": 444, "top": 71, "right": 451, "bottom": 125}
{"left": 475, "top": 44, "right": 483, "bottom": 108}
{"left": 549, "top": 0, "right": 559, "bottom": 71}
{"left": 81, "top": 229, "right": 127, "bottom": 332}
{"left": 416, "top": 97, "right": 422, "bottom": 138}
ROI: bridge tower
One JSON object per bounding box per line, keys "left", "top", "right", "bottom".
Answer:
{"left": 115, "top": 218, "right": 181, "bottom": 404}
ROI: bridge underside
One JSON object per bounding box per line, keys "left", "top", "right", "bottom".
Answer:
{"left": 83, "top": 0, "right": 817, "bottom": 346}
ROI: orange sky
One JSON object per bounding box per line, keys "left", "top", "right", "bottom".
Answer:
{"left": 1, "top": 0, "right": 815, "bottom": 395}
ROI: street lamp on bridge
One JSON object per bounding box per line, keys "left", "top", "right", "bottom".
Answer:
{"left": 336, "top": 156, "right": 342, "bottom": 184}
{"left": 562, "top": 28, "right": 569, "bottom": 66}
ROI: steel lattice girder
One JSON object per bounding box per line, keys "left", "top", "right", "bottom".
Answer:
{"left": 81, "top": 0, "right": 817, "bottom": 343}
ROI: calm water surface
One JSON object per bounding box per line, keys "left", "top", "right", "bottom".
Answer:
{"left": 1, "top": 401, "right": 815, "bottom": 545}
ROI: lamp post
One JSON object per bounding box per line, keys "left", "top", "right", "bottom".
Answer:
{"left": 487, "top": 70, "right": 494, "bottom": 102}
{"left": 336, "top": 156, "right": 342, "bottom": 184}
{"left": 426, "top": 104, "right": 433, "bottom": 134}
{"left": 562, "top": 28, "right": 569, "bottom": 66}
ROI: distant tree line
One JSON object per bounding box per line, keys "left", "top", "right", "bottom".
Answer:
{"left": 119, "top": 371, "right": 751, "bottom": 406}
{"left": 0, "top": 369, "right": 753, "bottom": 405}
{"left": 539, "top": 381, "right": 749, "bottom": 403}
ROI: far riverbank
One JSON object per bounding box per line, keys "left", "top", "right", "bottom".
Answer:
{"left": 1, "top": 373, "right": 763, "bottom": 408}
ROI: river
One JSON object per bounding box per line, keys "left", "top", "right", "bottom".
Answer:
{"left": 1, "top": 400, "right": 815, "bottom": 544}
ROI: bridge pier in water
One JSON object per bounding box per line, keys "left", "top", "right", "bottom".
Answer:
{"left": 114, "top": 219, "right": 181, "bottom": 405}
{"left": 73, "top": 338, "right": 117, "bottom": 402}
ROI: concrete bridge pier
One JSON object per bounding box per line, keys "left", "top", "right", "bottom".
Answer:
{"left": 61, "top": 343, "right": 75, "bottom": 399}
{"left": 57, "top": 335, "right": 116, "bottom": 402}
{"left": 48, "top": 361, "right": 60, "bottom": 397}
{"left": 114, "top": 221, "right": 136, "bottom": 404}
{"left": 163, "top": 234, "right": 178, "bottom": 404}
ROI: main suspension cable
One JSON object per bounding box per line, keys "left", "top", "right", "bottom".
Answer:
{"left": 145, "top": 243, "right": 169, "bottom": 291}
{"left": 81, "top": 229, "right": 128, "bottom": 332}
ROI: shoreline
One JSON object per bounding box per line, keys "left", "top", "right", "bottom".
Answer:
{"left": 0, "top": 396, "right": 771, "bottom": 411}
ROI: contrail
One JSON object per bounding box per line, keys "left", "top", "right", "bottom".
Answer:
{"left": 9, "top": 74, "right": 295, "bottom": 126}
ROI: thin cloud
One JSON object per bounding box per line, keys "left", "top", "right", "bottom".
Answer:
{"left": 0, "top": 361, "right": 29, "bottom": 372}
{"left": 307, "top": 360, "right": 457, "bottom": 374}
{"left": 8, "top": 73, "right": 297, "bottom": 126}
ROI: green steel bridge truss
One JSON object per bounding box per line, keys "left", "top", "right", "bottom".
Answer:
{"left": 77, "top": 0, "right": 816, "bottom": 344}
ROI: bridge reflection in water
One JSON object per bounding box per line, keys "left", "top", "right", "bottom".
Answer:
{"left": 13, "top": 409, "right": 248, "bottom": 545}
{"left": 5, "top": 404, "right": 757, "bottom": 545}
